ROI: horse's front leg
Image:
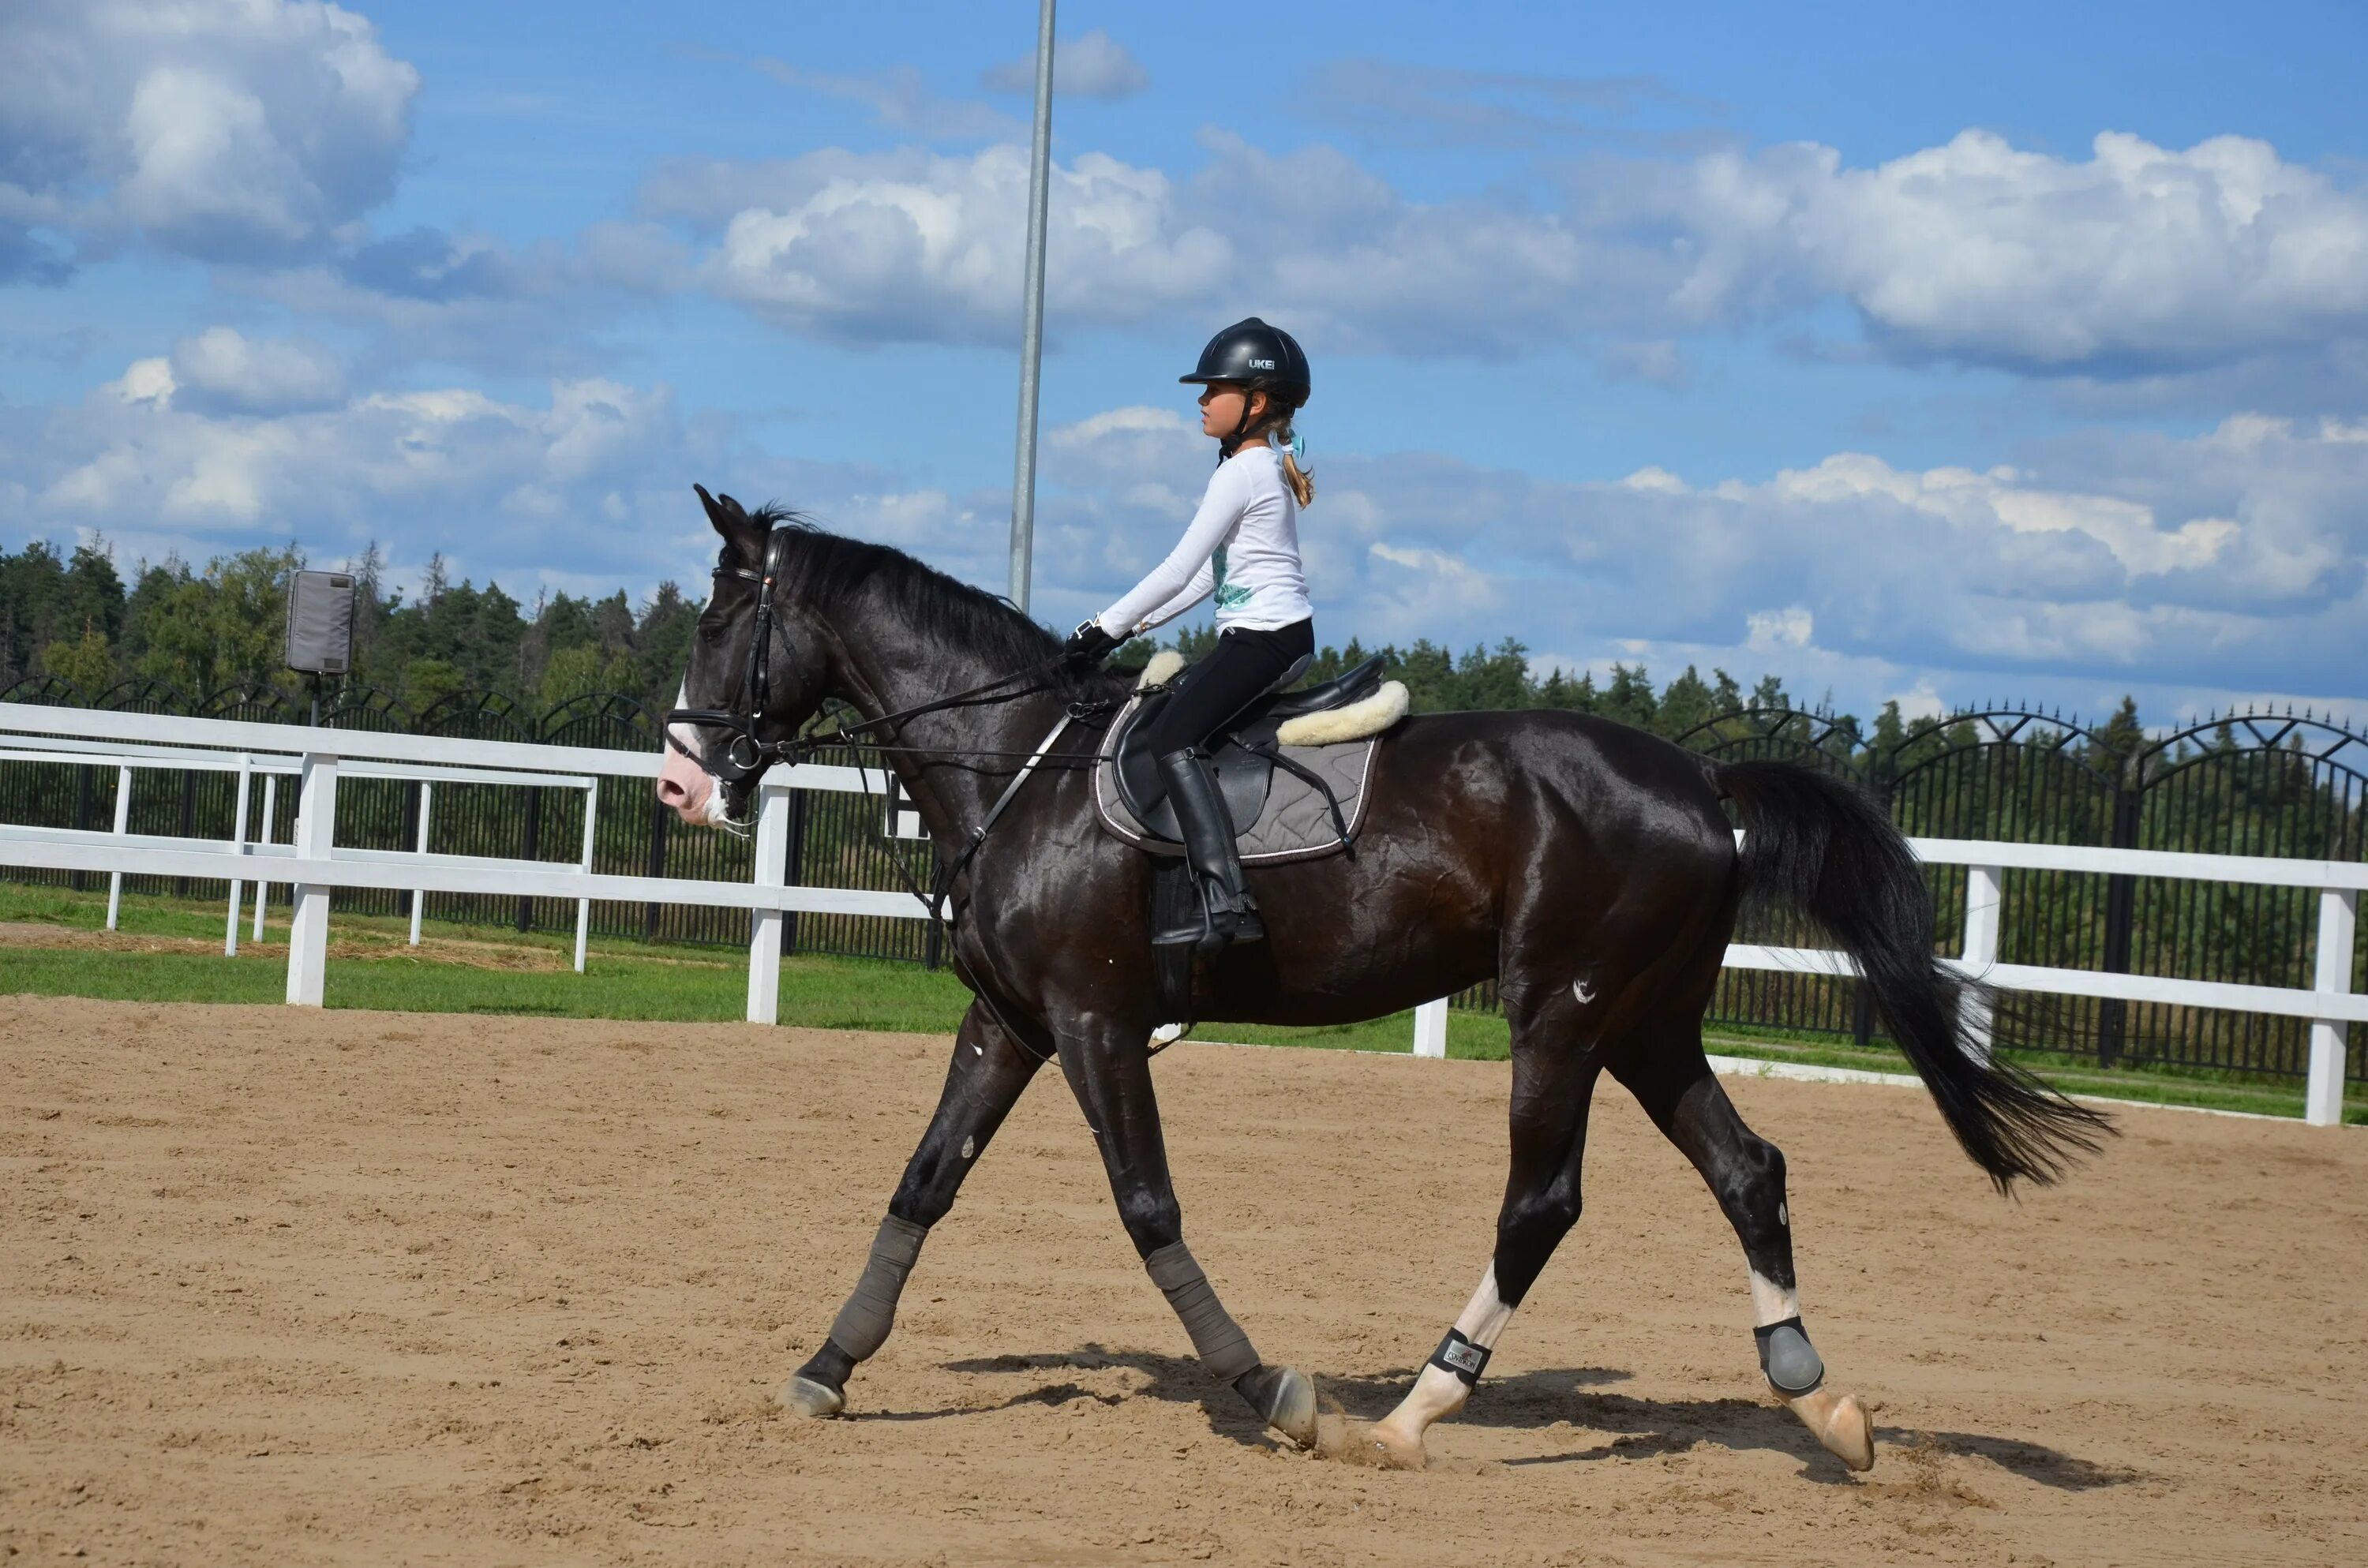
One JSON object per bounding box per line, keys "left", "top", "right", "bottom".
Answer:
{"left": 783, "top": 997, "right": 1045, "bottom": 1416}
{"left": 1051, "top": 1005, "right": 1318, "bottom": 1448}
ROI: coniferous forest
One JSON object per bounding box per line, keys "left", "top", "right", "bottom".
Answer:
{"left": 0, "top": 534, "right": 2104, "bottom": 747}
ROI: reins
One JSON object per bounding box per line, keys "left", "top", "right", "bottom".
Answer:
{"left": 662, "top": 522, "right": 1146, "bottom": 1069}
{"left": 663, "top": 526, "right": 1124, "bottom": 923}
{"left": 664, "top": 529, "right": 1113, "bottom": 781}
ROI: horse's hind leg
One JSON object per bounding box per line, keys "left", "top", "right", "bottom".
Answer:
{"left": 1366, "top": 996, "right": 1603, "bottom": 1470}
{"left": 1611, "top": 1037, "right": 1875, "bottom": 1471}
{"left": 783, "top": 997, "right": 1044, "bottom": 1416}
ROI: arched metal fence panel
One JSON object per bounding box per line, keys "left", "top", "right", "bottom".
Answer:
{"left": 96, "top": 678, "right": 194, "bottom": 714}
{"left": 2109, "top": 715, "right": 2368, "bottom": 1080}
{"left": 0, "top": 675, "right": 86, "bottom": 706}
{"left": 1882, "top": 713, "right": 2121, "bottom": 1058}
{"left": 1670, "top": 709, "right": 1877, "bottom": 1043}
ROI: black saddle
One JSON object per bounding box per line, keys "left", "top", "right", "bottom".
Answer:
{"left": 1113, "top": 656, "right": 1385, "bottom": 842}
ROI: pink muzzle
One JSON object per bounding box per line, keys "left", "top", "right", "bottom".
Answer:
{"left": 657, "top": 743, "right": 714, "bottom": 825}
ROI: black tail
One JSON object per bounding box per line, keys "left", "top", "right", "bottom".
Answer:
{"left": 1718, "top": 759, "right": 2110, "bottom": 1192}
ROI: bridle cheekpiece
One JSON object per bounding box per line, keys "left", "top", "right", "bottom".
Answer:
{"left": 665, "top": 525, "right": 800, "bottom": 792}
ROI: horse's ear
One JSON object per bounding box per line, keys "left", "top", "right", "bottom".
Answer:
{"left": 695, "top": 482, "right": 735, "bottom": 533}
{"left": 695, "top": 483, "right": 761, "bottom": 554}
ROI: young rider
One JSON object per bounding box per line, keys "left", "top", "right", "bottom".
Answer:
{"left": 1062, "top": 317, "right": 1317, "bottom": 954}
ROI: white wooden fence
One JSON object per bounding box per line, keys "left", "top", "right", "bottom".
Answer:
{"left": 2, "top": 702, "right": 2359, "bottom": 1125}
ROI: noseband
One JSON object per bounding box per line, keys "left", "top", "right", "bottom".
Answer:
{"left": 665, "top": 526, "right": 796, "bottom": 793}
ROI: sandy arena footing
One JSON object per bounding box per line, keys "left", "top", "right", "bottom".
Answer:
{"left": 3, "top": 996, "right": 2362, "bottom": 1566}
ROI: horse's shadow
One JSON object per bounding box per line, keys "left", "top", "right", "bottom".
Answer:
{"left": 884, "top": 1347, "right": 2137, "bottom": 1490}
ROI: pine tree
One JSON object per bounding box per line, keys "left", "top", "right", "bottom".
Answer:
{"left": 1602, "top": 664, "right": 1657, "bottom": 730}
{"left": 1656, "top": 664, "right": 1715, "bottom": 739}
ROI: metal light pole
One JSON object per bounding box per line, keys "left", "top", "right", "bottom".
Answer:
{"left": 1007, "top": 0, "right": 1056, "bottom": 612}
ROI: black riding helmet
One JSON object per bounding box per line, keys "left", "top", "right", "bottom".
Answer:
{"left": 1179, "top": 316, "right": 1311, "bottom": 406}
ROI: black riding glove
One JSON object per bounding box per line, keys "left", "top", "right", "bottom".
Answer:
{"left": 1063, "top": 619, "right": 1124, "bottom": 668}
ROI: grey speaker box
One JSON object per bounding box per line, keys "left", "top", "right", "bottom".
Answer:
{"left": 285, "top": 570, "right": 356, "bottom": 675}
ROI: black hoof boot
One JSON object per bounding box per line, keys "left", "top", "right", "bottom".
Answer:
{"left": 1152, "top": 748, "right": 1265, "bottom": 955}
{"left": 1232, "top": 1363, "right": 1317, "bottom": 1448}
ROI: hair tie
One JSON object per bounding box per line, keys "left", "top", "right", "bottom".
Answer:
{"left": 1286, "top": 432, "right": 1306, "bottom": 462}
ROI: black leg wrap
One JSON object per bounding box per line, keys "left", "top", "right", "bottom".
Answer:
{"left": 1144, "top": 1241, "right": 1261, "bottom": 1383}
{"left": 827, "top": 1214, "right": 929, "bottom": 1361}
{"left": 1429, "top": 1327, "right": 1491, "bottom": 1388}
{"left": 1755, "top": 1315, "right": 1826, "bottom": 1396}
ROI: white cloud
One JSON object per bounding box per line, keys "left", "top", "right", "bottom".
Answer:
{"left": 0, "top": 346, "right": 1023, "bottom": 604}
{"left": 675, "top": 146, "right": 1230, "bottom": 343}
{"left": 982, "top": 28, "right": 1149, "bottom": 101}
{"left": 649, "top": 126, "right": 2368, "bottom": 384}
{"left": 1651, "top": 129, "right": 2368, "bottom": 374}
{"left": 1886, "top": 679, "right": 1947, "bottom": 722}
{"left": 1050, "top": 406, "right": 1189, "bottom": 444}
{"left": 1745, "top": 606, "right": 1813, "bottom": 651}
{"left": 15, "top": 357, "right": 695, "bottom": 567}
{"left": 169, "top": 327, "right": 346, "bottom": 414}
{"left": 0, "top": 0, "right": 419, "bottom": 268}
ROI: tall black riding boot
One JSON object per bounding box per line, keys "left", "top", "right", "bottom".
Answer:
{"left": 1152, "top": 747, "right": 1265, "bottom": 956}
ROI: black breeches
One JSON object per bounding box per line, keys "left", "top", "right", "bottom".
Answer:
{"left": 1139, "top": 620, "right": 1315, "bottom": 757}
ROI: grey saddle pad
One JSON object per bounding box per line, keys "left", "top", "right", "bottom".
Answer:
{"left": 1094, "top": 694, "right": 1384, "bottom": 866}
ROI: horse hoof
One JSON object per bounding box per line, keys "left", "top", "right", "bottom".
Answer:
{"left": 781, "top": 1375, "right": 845, "bottom": 1419}
{"left": 1263, "top": 1367, "right": 1318, "bottom": 1449}
{"left": 1233, "top": 1364, "right": 1318, "bottom": 1449}
{"left": 1783, "top": 1387, "right": 1874, "bottom": 1472}
{"left": 1362, "top": 1421, "right": 1428, "bottom": 1471}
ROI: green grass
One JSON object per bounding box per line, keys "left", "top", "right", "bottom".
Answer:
{"left": 5, "top": 883, "right": 2361, "bottom": 1123}
{"left": 0, "top": 944, "right": 977, "bottom": 1027}
{"left": 0, "top": 882, "right": 974, "bottom": 1027}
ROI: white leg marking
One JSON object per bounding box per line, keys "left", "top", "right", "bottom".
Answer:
{"left": 1373, "top": 1264, "right": 1516, "bottom": 1450}
{"left": 1749, "top": 1267, "right": 1804, "bottom": 1327}
{"left": 960, "top": 1135, "right": 975, "bottom": 1160}
{"left": 1571, "top": 978, "right": 1595, "bottom": 1005}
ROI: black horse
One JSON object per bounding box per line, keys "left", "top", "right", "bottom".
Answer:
{"left": 655, "top": 489, "right": 2105, "bottom": 1471}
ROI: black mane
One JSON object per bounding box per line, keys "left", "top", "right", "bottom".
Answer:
{"left": 760, "top": 513, "right": 1111, "bottom": 690}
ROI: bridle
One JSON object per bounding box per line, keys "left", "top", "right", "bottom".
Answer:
{"left": 664, "top": 526, "right": 798, "bottom": 795}
{"left": 662, "top": 522, "right": 1108, "bottom": 799}
{"left": 661, "top": 522, "right": 1118, "bottom": 1064}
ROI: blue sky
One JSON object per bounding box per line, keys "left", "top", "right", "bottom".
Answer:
{"left": 3, "top": 0, "right": 2365, "bottom": 727}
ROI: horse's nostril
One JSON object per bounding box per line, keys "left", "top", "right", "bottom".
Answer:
{"left": 658, "top": 778, "right": 687, "bottom": 804}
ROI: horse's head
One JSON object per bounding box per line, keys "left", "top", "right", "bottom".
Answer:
{"left": 657, "top": 484, "right": 837, "bottom": 828}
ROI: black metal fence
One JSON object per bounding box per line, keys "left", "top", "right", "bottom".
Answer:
{"left": 5, "top": 676, "right": 2362, "bottom": 1082}
{"left": 1662, "top": 705, "right": 2367, "bottom": 1083}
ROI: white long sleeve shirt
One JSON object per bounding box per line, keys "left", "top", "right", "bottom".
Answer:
{"left": 1093, "top": 446, "right": 1311, "bottom": 637}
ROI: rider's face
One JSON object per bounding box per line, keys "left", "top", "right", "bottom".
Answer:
{"left": 1197, "top": 383, "right": 1267, "bottom": 441}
